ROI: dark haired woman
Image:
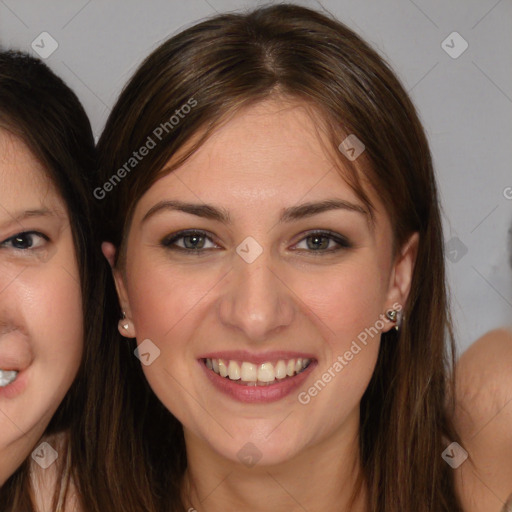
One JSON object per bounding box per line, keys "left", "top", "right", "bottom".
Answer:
{"left": 0, "top": 51, "right": 113, "bottom": 511}
{"left": 96, "top": 4, "right": 463, "bottom": 511}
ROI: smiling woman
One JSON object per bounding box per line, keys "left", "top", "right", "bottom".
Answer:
{"left": 0, "top": 51, "right": 106, "bottom": 511}
{"left": 95, "top": 4, "right": 463, "bottom": 511}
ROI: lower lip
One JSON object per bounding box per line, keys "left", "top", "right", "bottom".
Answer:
{"left": 200, "top": 360, "right": 317, "bottom": 403}
{"left": 0, "top": 369, "right": 28, "bottom": 399}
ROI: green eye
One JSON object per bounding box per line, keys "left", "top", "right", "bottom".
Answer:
{"left": 294, "top": 231, "right": 352, "bottom": 253}
{"left": 161, "top": 230, "right": 218, "bottom": 251}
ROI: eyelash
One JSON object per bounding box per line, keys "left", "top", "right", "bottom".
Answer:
{"left": 0, "top": 231, "right": 49, "bottom": 251}
{"left": 160, "top": 229, "right": 352, "bottom": 255}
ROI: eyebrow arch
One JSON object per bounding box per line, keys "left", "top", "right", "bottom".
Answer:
{"left": 0, "top": 208, "right": 55, "bottom": 231}
{"left": 141, "top": 198, "right": 369, "bottom": 225}
{"left": 142, "top": 201, "right": 231, "bottom": 224}
{"left": 278, "top": 199, "right": 369, "bottom": 223}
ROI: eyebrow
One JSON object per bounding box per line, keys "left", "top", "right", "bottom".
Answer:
{"left": 141, "top": 199, "right": 369, "bottom": 225}
{"left": 279, "top": 199, "right": 369, "bottom": 223}
{"left": 0, "top": 208, "right": 56, "bottom": 231}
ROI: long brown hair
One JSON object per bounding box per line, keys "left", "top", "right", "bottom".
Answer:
{"left": 0, "top": 50, "right": 108, "bottom": 511}
{"left": 96, "top": 4, "right": 462, "bottom": 511}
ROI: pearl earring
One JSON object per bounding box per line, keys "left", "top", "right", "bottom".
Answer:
{"left": 120, "top": 311, "right": 129, "bottom": 331}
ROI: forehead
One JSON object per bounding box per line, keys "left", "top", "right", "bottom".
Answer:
{"left": 144, "top": 99, "right": 377, "bottom": 211}
{"left": 186, "top": 100, "right": 333, "bottom": 178}
{"left": 0, "top": 129, "right": 62, "bottom": 211}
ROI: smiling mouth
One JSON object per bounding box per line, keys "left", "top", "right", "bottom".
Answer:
{"left": 0, "top": 370, "right": 18, "bottom": 387}
{"left": 203, "top": 357, "right": 312, "bottom": 386}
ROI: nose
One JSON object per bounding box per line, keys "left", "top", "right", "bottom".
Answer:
{"left": 218, "top": 255, "right": 295, "bottom": 343}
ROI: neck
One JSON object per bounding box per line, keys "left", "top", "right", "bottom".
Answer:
{"left": 182, "top": 412, "right": 367, "bottom": 512}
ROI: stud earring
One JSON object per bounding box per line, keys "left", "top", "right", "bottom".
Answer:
{"left": 385, "top": 309, "right": 397, "bottom": 322}
{"left": 385, "top": 309, "right": 401, "bottom": 331}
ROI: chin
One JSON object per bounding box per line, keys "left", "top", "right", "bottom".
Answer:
{"left": 206, "top": 428, "right": 304, "bottom": 468}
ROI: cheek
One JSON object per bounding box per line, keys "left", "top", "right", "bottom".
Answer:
{"left": 124, "top": 259, "right": 214, "bottom": 423}
{"left": 21, "top": 264, "right": 83, "bottom": 369}
{"left": 127, "top": 258, "right": 222, "bottom": 342}
{"left": 296, "top": 257, "right": 389, "bottom": 343}
{"left": 0, "top": 260, "right": 84, "bottom": 442}
{"left": 292, "top": 259, "right": 387, "bottom": 407}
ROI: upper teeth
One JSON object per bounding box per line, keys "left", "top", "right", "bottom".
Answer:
{"left": 0, "top": 370, "right": 18, "bottom": 387}
{"left": 205, "top": 358, "right": 311, "bottom": 383}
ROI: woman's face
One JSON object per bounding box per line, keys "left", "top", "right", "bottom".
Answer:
{"left": 0, "top": 130, "right": 83, "bottom": 482}
{"left": 111, "top": 100, "right": 416, "bottom": 466}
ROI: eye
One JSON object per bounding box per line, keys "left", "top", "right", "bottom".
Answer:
{"left": 161, "top": 230, "right": 219, "bottom": 252}
{"left": 293, "top": 230, "right": 351, "bottom": 253}
{"left": 1, "top": 231, "right": 49, "bottom": 251}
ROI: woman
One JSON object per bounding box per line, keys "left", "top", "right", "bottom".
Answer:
{"left": 96, "top": 4, "right": 463, "bottom": 511}
{"left": 0, "top": 50, "right": 108, "bottom": 511}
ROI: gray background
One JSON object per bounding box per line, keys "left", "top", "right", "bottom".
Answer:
{"left": 1, "top": 0, "right": 511, "bottom": 354}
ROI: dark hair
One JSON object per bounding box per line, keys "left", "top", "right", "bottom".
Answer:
{"left": 96, "top": 4, "right": 463, "bottom": 511}
{"left": 0, "top": 50, "right": 107, "bottom": 511}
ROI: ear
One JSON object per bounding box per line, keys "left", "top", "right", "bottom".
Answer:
{"left": 382, "top": 232, "right": 419, "bottom": 332}
{"left": 101, "top": 241, "right": 137, "bottom": 338}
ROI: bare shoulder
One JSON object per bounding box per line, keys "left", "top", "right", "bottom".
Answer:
{"left": 454, "top": 328, "right": 512, "bottom": 512}
{"left": 30, "top": 431, "right": 82, "bottom": 512}
{"left": 458, "top": 327, "right": 512, "bottom": 382}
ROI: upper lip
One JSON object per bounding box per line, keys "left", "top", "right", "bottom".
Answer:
{"left": 0, "top": 362, "right": 29, "bottom": 372}
{"left": 0, "top": 345, "right": 33, "bottom": 372}
{"left": 199, "top": 350, "right": 316, "bottom": 365}
{"left": 0, "top": 357, "right": 30, "bottom": 371}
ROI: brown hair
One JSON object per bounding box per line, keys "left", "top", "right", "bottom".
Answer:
{"left": 0, "top": 50, "right": 109, "bottom": 511}
{"left": 96, "top": 4, "right": 462, "bottom": 511}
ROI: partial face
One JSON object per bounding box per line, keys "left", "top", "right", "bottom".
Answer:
{"left": 113, "top": 100, "right": 416, "bottom": 466}
{"left": 0, "top": 130, "right": 83, "bottom": 483}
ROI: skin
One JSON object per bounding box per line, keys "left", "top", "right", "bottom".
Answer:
{"left": 454, "top": 328, "right": 512, "bottom": 512}
{"left": 0, "top": 130, "right": 83, "bottom": 487}
{"left": 104, "top": 99, "right": 418, "bottom": 511}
